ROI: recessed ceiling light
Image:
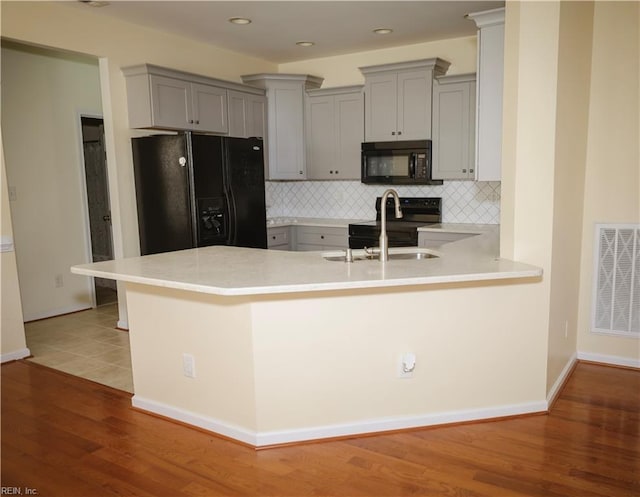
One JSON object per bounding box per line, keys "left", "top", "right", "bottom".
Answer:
{"left": 79, "top": 0, "right": 110, "bottom": 7}
{"left": 228, "top": 17, "right": 252, "bottom": 25}
{"left": 373, "top": 28, "right": 393, "bottom": 35}
{"left": 296, "top": 41, "right": 315, "bottom": 47}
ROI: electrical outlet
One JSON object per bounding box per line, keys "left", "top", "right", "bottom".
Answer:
{"left": 397, "top": 352, "right": 416, "bottom": 379}
{"left": 182, "top": 353, "right": 196, "bottom": 378}
{"left": 54, "top": 274, "right": 64, "bottom": 288}
{"left": 8, "top": 186, "right": 17, "bottom": 202}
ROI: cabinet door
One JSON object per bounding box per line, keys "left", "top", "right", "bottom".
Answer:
{"left": 228, "top": 90, "right": 248, "bottom": 137}
{"left": 191, "top": 83, "right": 228, "bottom": 134}
{"left": 268, "top": 85, "right": 306, "bottom": 179}
{"left": 267, "top": 226, "right": 290, "bottom": 250}
{"left": 432, "top": 80, "right": 475, "bottom": 180}
{"left": 334, "top": 92, "right": 363, "bottom": 180}
{"left": 228, "top": 92, "right": 266, "bottom": 139}
{"left": 246, "top": 94, "right": 266, "bottom": 139}
{"left": 364, "top": 73, "right": 397, "bottom": 141}
{"left": 306, "top": 95, "right": 336, "bottom": 180}
{"left": 150, "top": 75, "right": 191, "bottom": 129}
{"left": 476, "top": 22, "right": 504, "bottom": 181}
{"left": 397, "top": 69, "right": 431, "bottom": 140}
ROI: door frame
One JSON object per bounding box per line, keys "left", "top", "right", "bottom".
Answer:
{"left": 76, "top": 111, "right": 113, "bottom": 309}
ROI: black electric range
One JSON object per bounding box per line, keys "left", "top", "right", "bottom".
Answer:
{"left": 348, "top": 197, "right": 442, "bottom": 249}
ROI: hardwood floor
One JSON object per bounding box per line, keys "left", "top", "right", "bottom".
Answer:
{"left": 2, "top": 361, "right": 638, "bottom": 497}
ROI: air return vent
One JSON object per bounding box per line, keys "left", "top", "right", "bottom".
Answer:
{"left": 592, "top": 224, "right": 640, "bottom": 336}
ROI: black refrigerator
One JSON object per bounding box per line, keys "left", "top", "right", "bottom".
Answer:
{"left": 132, "top": 132, "right": 267, "bottom": 255}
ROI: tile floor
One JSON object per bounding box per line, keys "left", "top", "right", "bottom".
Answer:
{"left": 24, "top": 303, "right": 133, "bottom": 393}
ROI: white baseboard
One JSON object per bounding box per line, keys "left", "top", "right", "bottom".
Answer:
{"left": 577, "top": 351, "right": 640, "bottom": 369}
{"left": 24, "top": 304, "right": 92, "bottom": 323}
{"left": 116, "top": 319, "right": 129, "bottom": 330}
{"left": 132, "top": 395, "right": 547, "bottom": 448}
{"left": 1, "top": 347, "right": 31, "bottom": 363}
{"left": 132, "top": 396, "right": 257, "bottom": 446}
{"left": 547, "top": 352, "right": 577, "bottom": 406}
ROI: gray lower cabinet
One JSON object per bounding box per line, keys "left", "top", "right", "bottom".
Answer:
{"left": 267, "top": 226, "right": 291, "bottom": 250}
{"left": 293, "top": 226, "right": 348, "bottom": 251}
{"left": 431, "top": 74, "right": 476, "bottom": 180}
{"left": 305, "top": 86, "right": 364, "bottom": 180}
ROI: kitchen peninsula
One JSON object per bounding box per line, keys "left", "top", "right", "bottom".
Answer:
{"left": 72, "top": 228, "right": 544, "bottom": 448}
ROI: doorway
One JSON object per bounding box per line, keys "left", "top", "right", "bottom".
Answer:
{"left": 81, "top": 116, "right": 116, "bottom": 306}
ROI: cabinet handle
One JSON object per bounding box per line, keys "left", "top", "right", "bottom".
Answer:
{"left": 195, "top": 120, "right": 200, "bottom": 125}
{"left": 299, "top": 171, "right": 303, "bottom": 175}
{"left": 397, "top": 131, "right": 402, "bottom": 135}
{"left": 391, "top": 131, "right": 396, "bottom": 136}
{"left": 272, "top": 236, "right": 276, "bottom": 240}
{"left": 470, "top": 168, "right": 474, "bottom": 174}
{"left": 320, "top": 235, "right": 325, "bottom": 239}
{"left": 188, "top": 119, "right": 194, "bottom": 124}
{"left": 335, "top": 170, "right": 339, "bottom": 174}
{"left": 462, "top": 169, "right": 467, "bottom": 173}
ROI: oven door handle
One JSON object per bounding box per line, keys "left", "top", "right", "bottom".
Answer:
{"left": 410, "top": 153, "right": 416, "bottom": 178}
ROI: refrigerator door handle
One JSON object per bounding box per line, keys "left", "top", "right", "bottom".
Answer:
{"left": 178, "top": 157, "right": 187, "bottom": 167}
{"left": 225, "top": 190, "right": 236, "bottom": 246}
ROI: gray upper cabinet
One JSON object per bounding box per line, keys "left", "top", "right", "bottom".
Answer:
{"left": 122, "top": 64, "right": 265, "bottom": 135}
{"left": 190, "top": 82, "right": 228, "bottom": 134}
{"left": 467, "top": 8, "right": 505, "bottom": 181}
{"left": 228, "top": 90, "right": 267, "bottom": 139}
{"left": 432, "top": 74, "right": 476, "bottom": 180}
{"left": 305, "top": 86, "right": 364, "bottom": 180}
{"left": 360, "top": 58, "right": 450, "bottom": 142}
{"left": 242, "top": 74, "right": 323, "bottom": 180}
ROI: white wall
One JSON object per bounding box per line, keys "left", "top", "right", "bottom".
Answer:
{"left": 126, "top": 280, "right": 548, "bottom": 445}
{"left": 279, "top": 35, "right": 478, "bottom": 87}
{"left": 501, "top": 0, "right": 640, "bottom": 392}
{"left": 501, "top": 0, "right": 560, "bottom": 396}
{"left": 546, "top": 1, "right": 594, "bottom": 387}
{"left": 576, "top": 1, "right": 640, "bottom": 364}
{"left": 1, "top": 134, "right": 29, "bottom": 361}
{"left": 1, "top": 43, "right": 102, "bottom": 320}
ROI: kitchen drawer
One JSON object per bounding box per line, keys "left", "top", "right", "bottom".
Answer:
{"left": 267, "top": 226, "right": 290, "bottom": 249}
{"left": 294, "top": 226, "right": 348, "bottom": 250}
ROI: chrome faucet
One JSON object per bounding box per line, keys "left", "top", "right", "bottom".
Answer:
{"left": 379, "top": 188, "right": 403, "bottom": 262}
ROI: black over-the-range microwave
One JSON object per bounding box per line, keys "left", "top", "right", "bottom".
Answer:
{"left": 361, "top": 140, "right": 442, "bottom": 185}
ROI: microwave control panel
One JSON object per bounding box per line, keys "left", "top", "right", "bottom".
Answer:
{"left": 414, "top": 153, "right": 428, "bottom": 179}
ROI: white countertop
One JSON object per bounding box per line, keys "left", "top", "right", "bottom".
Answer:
{"left": 267, "top": 217, "right": 363, "bottom": 228}
{"left": 71, "top": 225, "right": 542, "bottom": 297}
{"left": 418, "top": 223, "right": 499, "bottom": 234}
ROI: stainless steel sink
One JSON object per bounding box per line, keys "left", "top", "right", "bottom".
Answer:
{"left": 322, "top": 248, "right": 439, "bottom": 262}
{"left": 386, "top": 251, "right": 438, "bottom": 260}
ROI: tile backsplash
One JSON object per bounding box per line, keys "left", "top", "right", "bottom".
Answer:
{"left": 265, "top": 180, "right": 501, "bottom": 224}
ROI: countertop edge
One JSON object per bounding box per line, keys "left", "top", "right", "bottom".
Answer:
{"left": 267, "top": 217, "right": 364, "bottom": 228}
{"left": 71, "top": 263, "right": 542, "bottom": 297}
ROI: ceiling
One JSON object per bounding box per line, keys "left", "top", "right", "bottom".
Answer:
{"left": 71, "top": 1, "right": 505, "bottom": 63}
